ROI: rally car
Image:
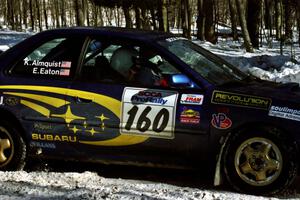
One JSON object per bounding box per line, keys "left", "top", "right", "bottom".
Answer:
{"left": 0, "top": 27, "right": 298, "bottom": 195}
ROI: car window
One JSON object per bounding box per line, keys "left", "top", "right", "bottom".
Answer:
{"left": 10, "top": 37, "right": 85, "bottom": 79}
{"left": 80, "top": 39, "right": 181, "bottom": 88}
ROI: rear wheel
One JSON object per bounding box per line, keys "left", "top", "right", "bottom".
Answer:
{"left": 223, "top": 127, "right": 298, "bottom": 195}
{"left": 0, "top": 121, "right": 26, "bottom": 170}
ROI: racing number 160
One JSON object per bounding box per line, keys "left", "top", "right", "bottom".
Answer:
{"left": 125, "top": 106, "right": 169, "bottom": 133}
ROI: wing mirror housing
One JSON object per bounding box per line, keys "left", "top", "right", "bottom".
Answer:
{"left": 169, "top": 74, "right": 196, "bottom": 88}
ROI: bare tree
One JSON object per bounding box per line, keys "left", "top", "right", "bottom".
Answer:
{"left": 236, "top": 0, "right": 253, "bottom": 52}
{"left": 247, "top": 0, "right": 263, "bottom": 48}
{"left": 182, "top": 0, "right": 191, "bottom": 38}
{"left": 204, "top": 0, "right": 216, "bottom": 43}
{"left": 228, "top": 0, "right": 238, "bottom": 40}
{"left": 74, "top": 0, "right": 85, "bottom": 26}
{"left": 197, "top": 0, "right": 205, "bottom": 40}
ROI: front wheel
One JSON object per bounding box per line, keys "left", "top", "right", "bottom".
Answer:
{"left": 223, "top": 127, "right": 298, "bottom": 195}
{"left": 0, "top": 121, "right": 26, "bottom": 170}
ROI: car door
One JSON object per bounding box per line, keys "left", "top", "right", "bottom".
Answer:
{"left": 4, "top": 36, "right": 86, "bottom": 149}
{"left": 68, "top": 38, "right": 211, "bottom": 166}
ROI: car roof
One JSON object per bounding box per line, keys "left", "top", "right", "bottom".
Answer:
{"left": 38, "top": 27, "right": 174, "bottom": 42}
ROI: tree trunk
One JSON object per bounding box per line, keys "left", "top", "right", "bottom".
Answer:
{"left": 265, "top": 0, "right": 274, "bottom": 36}
{"left": 197, "top": 0, "right": 205, "bottom": 40}
{"left": 236, "top": 0, "right": 254, "bottom": 52}
{"left": 74, "top": 0, "right": 84, "bottom": 26}
{"left": 135, "top": 6, "right": 141, "bottom": 29}
{"left": 297, "top": 0, "right": 300, "bottom": 46}
{"left": 150, "top": 8, "right": 157, "bottom": 30}
{"left": 43, "top": 0, "right": 48, "bottom": 29}
{"left": 162, "top": 0, "right": 169, "bottom": 32}
{"left": 204, "top": 0, "right": 216, "bottom": 43}
{"left": 29, "top": 0, "right": 34, "bottom": 31}
{"left": 60, "top": 1, "right": 66, "bottom": 27}
{"left": 182, "top": 0, "right": 191, "bottom": 38}
{"left": 228, "top": 0, "right": 238, "bottom": 40}
{"left": 23, "top": 0, "right": 28, "bottom": 29}
{"left": 247, "top": 0, "right": 263, "bottom": 48}
{"left": 275, "top": 0, "right": 283, "bottom": 40}
{"left": 7, "top": 0, "right": 15, "bottom": 30}
{"left": 284, "top": 0, "right": 296, "bottom": 41}
{"left": 123, "top": 6, "right": 132, "bottom": 28}
{"left": 158, "top": 0, "right": 169, "bottom": 32}
{"left": 35, "top": 0, "right": 42, "bottom": 31}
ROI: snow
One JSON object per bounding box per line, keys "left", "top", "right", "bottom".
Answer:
{"left": 0, "top": 171, "right": 292, "bottom": 199}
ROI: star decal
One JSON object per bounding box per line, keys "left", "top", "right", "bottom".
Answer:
{"left": 69, "top": 125, "right": 81, "bottom": 134}
{"left": 83, "top": 121, "right": 88, "bottom": 128}
{"left": 96, "top": 114, "right": 109, "bottom": 131}
{"left": 86, "top": 128, "right": 99, "bottom": 136}
{"left": 51, "top": 105, "right": 86, "bottom": 126}
{"left": 95, "top": 114, "right": 109, "bottom": 123}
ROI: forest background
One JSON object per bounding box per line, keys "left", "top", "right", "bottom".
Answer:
{"left": 0, "top": 0, "right": 299, "bottom": 53}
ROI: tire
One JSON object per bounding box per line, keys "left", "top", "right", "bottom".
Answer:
{"left": 0, "top": 121, "right": 26, "bottom": 170}
{"left": 223, "top": 126, "right": 298, "bottom": 195}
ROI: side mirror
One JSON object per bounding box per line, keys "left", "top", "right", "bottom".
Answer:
{"left": 169, "top": 74, "right": 195, "bottom": 88}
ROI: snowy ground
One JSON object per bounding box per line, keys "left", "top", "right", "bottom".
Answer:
{"left": 1, "top": 30, "right": 300, "bottom": 199}
{"left": 0, "top": 171, "right": 284, "bottom": 200}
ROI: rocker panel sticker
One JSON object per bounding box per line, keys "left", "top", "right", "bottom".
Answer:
{"left": 121, "top": 87, "right": 178, "bottom": 139}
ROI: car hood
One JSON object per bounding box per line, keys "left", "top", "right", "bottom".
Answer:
{"left": 218, "top": 78, "right": 300, "bottom": 103}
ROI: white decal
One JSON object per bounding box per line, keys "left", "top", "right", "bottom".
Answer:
{"left": 0, "top": 96, "right": 3, "bottom": 105}
{"left": 180, "top": 94, "right": 204, "bottom": 105}
{"left": 268, "top": 106, "right": 300, "bottom": 122}
{"left": 24, "top": 60, "right": 72, "bottom": 68}
{"left": 121, "top": 87, "right": 178, "bottom": 139}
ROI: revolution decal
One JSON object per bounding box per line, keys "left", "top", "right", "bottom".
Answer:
{"left": 179, "top": 107, "right": 200, "bottom": 124}
{"left": 211, "top": 113, "right": 232, "bottom": 129}
{"left": 268, "top": 105, "right": 300, "bottom": 122}
{"left": 211, "top": 91, "right": 271, "bottom": 110}
{"left": 0, "top": 85, "right": 150, "bottom": 146}
{"left": 30, "top": 141, "right": 56, "bottom": 149}
{"left": 121, "top": 87, "right": 178, "bottom": 139}
{"left": 180, "top": 94, "right": 204, "bottom": 105}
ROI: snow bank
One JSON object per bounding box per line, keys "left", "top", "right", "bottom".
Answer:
{"left": 0, "top": 171, "right": 285, "bottom": 199}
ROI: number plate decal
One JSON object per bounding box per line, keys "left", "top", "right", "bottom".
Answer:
{"left": 121, "top": 87, "right": 178, "bottom": 139}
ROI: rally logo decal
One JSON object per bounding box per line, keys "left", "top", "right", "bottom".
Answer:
{"left": 211, "top": 113, "right": 232, "bottom": 129}
{"left": 121, "top": 87, "right": 178, "bottom": 139}
{"left": 0, "top": 85, "right": 150, "bottom": 146}
{"left": 211, "top": 91, "right": 271, "bottom": 110}
{"left": 179, "top": 107, "right": 200, "bottom": 124}
{"left": 180, "top": 94, "right": 204, "bottom": 105}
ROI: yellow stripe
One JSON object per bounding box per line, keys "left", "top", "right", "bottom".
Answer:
{"left": 4, "top": 92, "right": 67, "bottom": 108}
{"left": 21, "top": 100, "right": 50, "bottom": 117}
{"left": 0, "top": 85, "right": 149, "bottom": 146}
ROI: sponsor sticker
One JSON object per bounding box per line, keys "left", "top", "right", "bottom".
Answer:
{"left": 180, "top": 107, "right": 200, "bottom": 124}
{"left": 4, "top": 97, "right": 19, "bottom": 106}
{"left": 24, "top": 60, "right": 72, "bottom": 76}
{"left": 211, "top": 113, "right": 232, "bottom": 129}
{"left": 121, "top": 87, "right": 178, "bottom": 139}
{"left": 268, "top": 106, "right": 300, "bottom": 122}
{"left": 180, "top": 94, "right": 204, "bottom": 105}
{"left": 211, "top": 91, "right": 271, "bottom": 110}
{"left": 30, "top": 141, "right": 56, "bottom": 149}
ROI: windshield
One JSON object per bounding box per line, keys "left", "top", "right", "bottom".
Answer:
{"left": 157, "top": 38, "right": 247, "bottom": 85}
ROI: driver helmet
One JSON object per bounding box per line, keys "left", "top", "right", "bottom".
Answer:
{"left": 110, "top": 47, "right": 139, "bottom": 78}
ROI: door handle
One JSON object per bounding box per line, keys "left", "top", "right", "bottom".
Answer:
{"left": 75, "top": 96, "right": 92, "bottom": 103}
